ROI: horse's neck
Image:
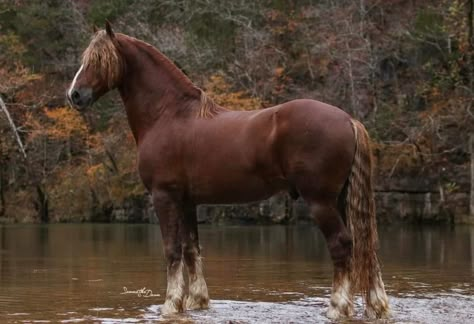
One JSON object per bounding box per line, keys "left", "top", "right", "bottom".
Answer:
{"left": 117, "top": 36, "right": 201, "bottom": 143}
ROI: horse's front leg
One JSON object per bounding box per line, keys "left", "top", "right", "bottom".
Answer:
{"left": 153, "top": 191, "right": 186, "bottom": 315}
{"left": 182, "top": 205, "right": 210, "bottom": 310}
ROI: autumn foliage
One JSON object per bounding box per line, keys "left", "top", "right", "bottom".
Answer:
{"left": 0, "top": 0, "right": 473, "bottom": 222}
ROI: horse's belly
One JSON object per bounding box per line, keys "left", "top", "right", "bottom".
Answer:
{"left": 190, "top": 172, "right": 283, "bottom": 204}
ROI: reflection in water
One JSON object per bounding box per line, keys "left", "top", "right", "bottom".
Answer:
{"left": 0, "top": 224, "right": 472, "bottom": 323}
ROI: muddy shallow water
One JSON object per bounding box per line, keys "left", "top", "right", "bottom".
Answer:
{"left": 0, "top": 224, "right": 472, "bottom": 323}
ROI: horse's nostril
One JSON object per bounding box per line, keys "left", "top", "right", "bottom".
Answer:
{"left": 72, "top": 90, "right": 80, "bottom": 102}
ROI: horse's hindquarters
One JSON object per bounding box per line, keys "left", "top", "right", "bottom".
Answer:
{"left": 275, "top": 100, "right": 355, "bottom": 199}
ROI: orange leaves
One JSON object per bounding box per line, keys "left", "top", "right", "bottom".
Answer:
{"left": 0, "top": 33, "right": 38, "bottom": 96}
{"left": 265, "top": 8, "right": 300, "bottom": 38}
{"left": 205, "top": 74, "right": 263, "bottom": 111}
{"left": 266, "top": 9, "right": 280, "bottom": 22}
{"left": 372, "top": 141, "right": 425, "bottom": 175}
{"left": 274, "top": 67, "right": 285, "bottom": 78}
{"left": 205, "top": 74, "right": 231, "bottom": 94}
{"left": 0, "top": 65, "right": 39, "bottom": 95}
{"left": 86, "top": 163, "right": 105, "bottom": 180}
{"left": 43, "top": 106, "right": 88, "bottom": 140}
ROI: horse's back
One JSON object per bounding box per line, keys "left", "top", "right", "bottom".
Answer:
{"left": 276, "top": 99, "right": 352, "bottom": 125}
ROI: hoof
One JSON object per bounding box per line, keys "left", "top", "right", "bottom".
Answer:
{"left": 185, "top": 295, "right": 210, "bottom": 310}
{"left": 365, "top": 282, "right": 390, "bottom": 319}
{"left": 327, "top": 272, "right": 353, "bottom": 320}
{"left": 161, "top": 299, "right": 184, "bottom": 315}
{"left": 327, "top": 303, "right": 353, "bottom": 320}
{"left": 365, "top": 302, "right": 390, "bottom": 319}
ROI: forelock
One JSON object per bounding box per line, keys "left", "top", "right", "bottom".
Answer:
{"left": 81, "top": 30, "right": 122, "bottom": 88}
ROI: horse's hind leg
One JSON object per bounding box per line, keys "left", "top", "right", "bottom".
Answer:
{"left": 182, "top": 205, "right": 209, "bottom": 310}
{"left": 310, "top": 200, "right": 354, "bottom": 319}
{"left": 153, "top": 191, "right": 186, "bottom": 315}
{"left": 364, "top": 260, "right": 389, "bottom": 318}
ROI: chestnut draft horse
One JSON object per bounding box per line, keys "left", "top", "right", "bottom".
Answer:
{"left": 67, "top": 22, "right": 389, "bottom": 320}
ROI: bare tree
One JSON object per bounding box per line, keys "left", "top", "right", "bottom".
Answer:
{"left": 0, "top": 95, "right": 26, "bottom": 158}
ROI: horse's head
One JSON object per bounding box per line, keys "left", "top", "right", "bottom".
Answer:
{"left": 67, "top": 21, "right": 123, "bottom": 110}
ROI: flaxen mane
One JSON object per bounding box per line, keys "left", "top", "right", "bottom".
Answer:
{"left": 133, "top": 39, "right": 225, "bottom": 119}
{"left": 198, "top": 91, "right": 226, "bottom": 118}
{"left": 82, "top": 30, "right": 123, "bottom": 88}
{"left": 84, "top": 31, "right": 225, "bottom": 118}
{"left": 126, "top": 35, "right": 227, "bottom": 119}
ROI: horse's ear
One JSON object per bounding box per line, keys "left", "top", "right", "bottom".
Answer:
{"left": 92, "top": 25, "right": 99, "bottom": 33}
{"left": 105, "top": 20, "right": 115, "bottom": 39}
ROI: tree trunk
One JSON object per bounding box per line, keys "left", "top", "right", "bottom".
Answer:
{"left": 0, "top": 160, "right": 5, "bottom": 217}
{"left": 0, "top": 95, "right": 27, "bottom": 158}
{"left": 470, "top": 134, "right": 474, "bottom": 219}
{"left": 35, "top": 185, "right": 49, "bottom": 223}
{"left": 468, "top": 0, "right": 474, "bottom": 90}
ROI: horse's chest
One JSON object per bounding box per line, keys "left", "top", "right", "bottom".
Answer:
{"left": 137, "top": 145, "right": 183, "bottom": 190}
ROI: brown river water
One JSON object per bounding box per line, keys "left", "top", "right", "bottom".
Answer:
{"left": 0, "top": 224, "right": 472, "bottom": 323}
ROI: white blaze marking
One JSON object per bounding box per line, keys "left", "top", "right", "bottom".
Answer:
{"left": 68, "top": 64, "right": 84, "bottom": 98}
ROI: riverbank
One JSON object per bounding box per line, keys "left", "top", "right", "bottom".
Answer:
{"left": 3, "top": 190, "right": 469, "bottom": 225}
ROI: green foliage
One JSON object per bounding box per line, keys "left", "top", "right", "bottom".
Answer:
{"left": 368, "top": 102, "right": 398, "bottom": 142}
{"left": 266, "top": 0, "right": 314, "bottom": 11}
{"left": 0, "top": 0, "right": 84, "bottom": 69}
{"left": 187, "top": 12, "right": 236, "bottom": 54}
{"left": 88, "top": 0, "right": 133, "bottom": 25}
{"left": 409, "top": 1, "right": 471, "bottom": 96}
{"left": 144, "top": 0, "right": 264, "bottom": 68}
{"left": 0, "top": 32, "right": 26, "bottom": 61}
{"left": 414, "top": 9, "right": 444, "bottom": 37}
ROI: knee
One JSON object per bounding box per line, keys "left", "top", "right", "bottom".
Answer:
{"left": 182, "top": 243, "right": 199, "bottom": 267}
{"left": 182, "top": 242, "right": 198, "bottom": 256}
{"left": 164, "top": 244, "right": 182, "bottom": 264}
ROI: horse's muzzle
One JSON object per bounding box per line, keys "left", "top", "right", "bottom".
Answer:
{"left": 67, "top": 87, "right": 92, "bottom": 110}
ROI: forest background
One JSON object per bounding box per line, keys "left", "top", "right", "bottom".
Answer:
{"left": 0, "top": 0, "right": 473, "bottom": 224}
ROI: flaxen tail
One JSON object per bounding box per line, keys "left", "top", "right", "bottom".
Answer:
{"left": 345, "top": 119, "right": 380, "bottom": 299}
